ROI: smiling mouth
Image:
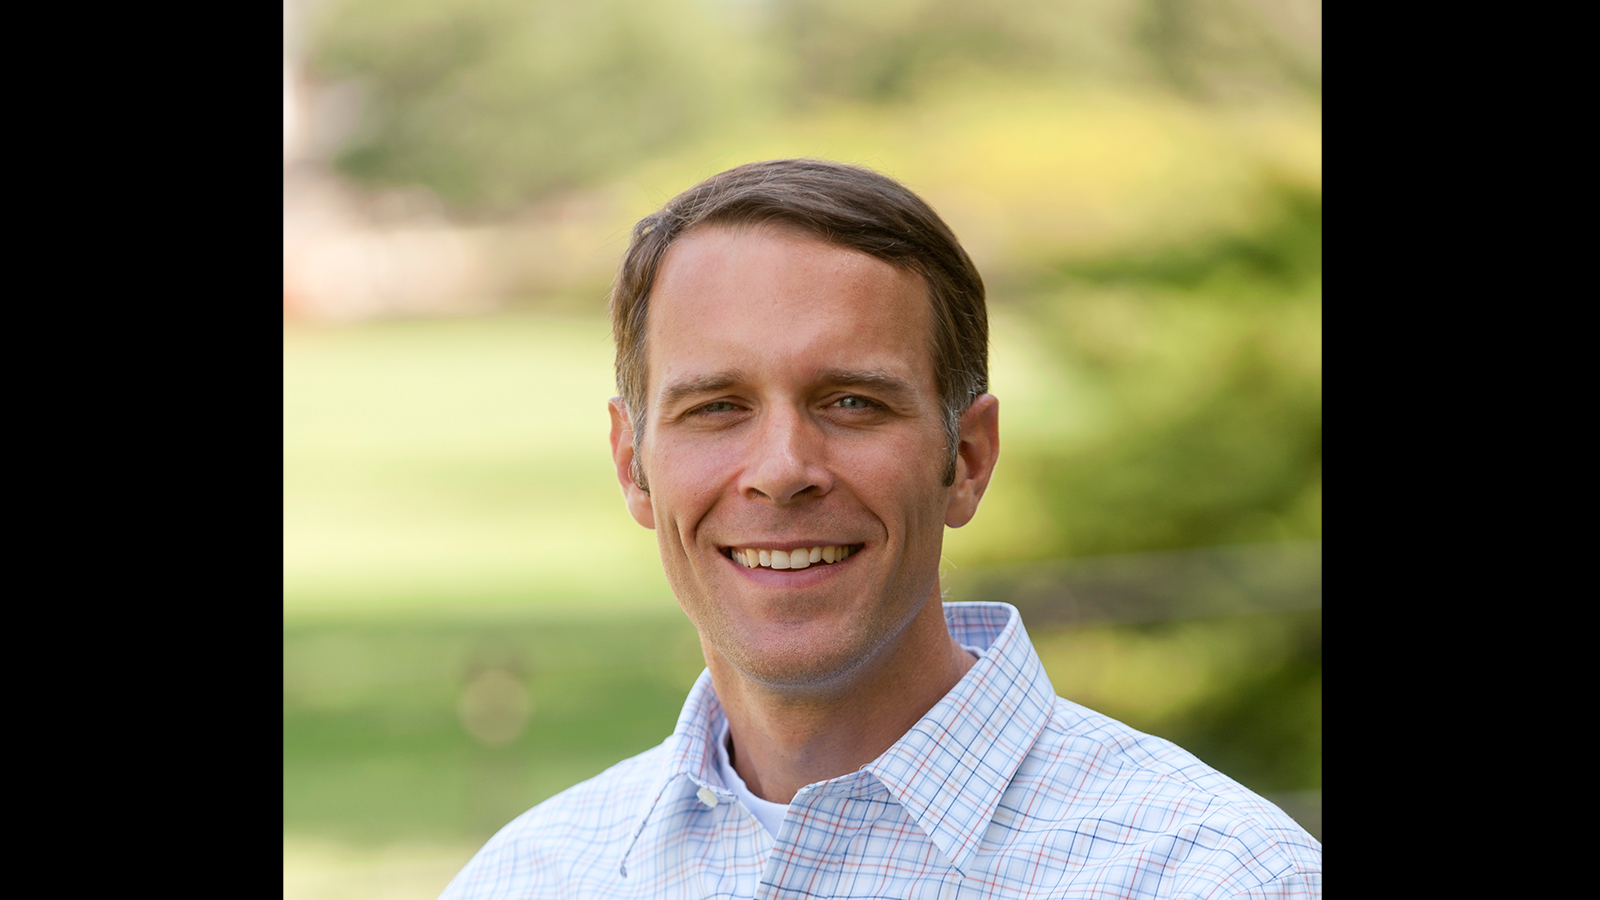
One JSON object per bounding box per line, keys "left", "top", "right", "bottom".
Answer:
{"left": 721, "top": 544, "right": 863, "bottom": 570}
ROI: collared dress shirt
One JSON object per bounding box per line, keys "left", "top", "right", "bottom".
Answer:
{"left": 440, "top": 602, "right": 1323, "bottom": 899}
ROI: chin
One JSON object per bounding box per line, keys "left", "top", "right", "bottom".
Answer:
{"left": 716, "top": 619, "right": 893, "bottom": 693}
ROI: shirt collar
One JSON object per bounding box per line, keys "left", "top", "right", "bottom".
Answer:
{"left": 865, "top": 602, "right": 1057, "bottom": 875}
{"left": 618, "top": 602, "right": 1055, "bottom": 877}
{"left": 616, "top": 667, "right": 727, "bottom": 875}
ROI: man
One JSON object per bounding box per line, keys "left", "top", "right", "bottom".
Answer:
{"left": 442, "top": 159, "right": 1322, "bottom": 898}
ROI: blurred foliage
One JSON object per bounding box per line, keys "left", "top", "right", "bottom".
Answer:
{"left": 1141, "top": 0, "right": 1321, "bottom": 98}
{"left": 764, "top": 0, "right": 1138, "bottom": 103}
{"left": 1056, "top": 182, "right": 1321, "bottom": 291}
{"left": 942, "top": 184, "right": 1320, "bottom": 562}
{"left": 309, "top": 0, "right": 764, "bottom": 209}
{"left": 307, "top": 0, "right": 1320, "bottom": 211}
{"left": 1033, "top": 610, "right": 1320, "bottom": 793}
{"left": 1016, "top": 187, "right": 1320, "bottom": 556}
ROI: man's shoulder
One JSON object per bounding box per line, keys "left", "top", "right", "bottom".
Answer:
{"left": 515, "top": 740, "right": 668, "bottom": 828}
{"left": 438, "top": 740, "right": 670, "bottom": 899}
{"left": 1032, "top": 696, "right": 1262, "bottom": 797}
{"left": 987, "top": 695, "right": 1321, "bottom": 893}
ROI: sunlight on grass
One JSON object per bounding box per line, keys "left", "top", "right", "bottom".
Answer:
{"left": 284, "top": 315, "right": 670, "bottom": 618}
{"left": 284, "top": 839, "right": 477, "bottom": 900}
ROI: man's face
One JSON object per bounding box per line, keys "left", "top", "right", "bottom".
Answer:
{"left": 610, "top": 225, "right": 986, "bottom": 690}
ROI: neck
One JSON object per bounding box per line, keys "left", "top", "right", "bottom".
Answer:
{"left": 707, "top": 590, "right": 977, "bottom": 804}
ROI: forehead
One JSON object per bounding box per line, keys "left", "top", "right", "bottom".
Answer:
{"left": 644, "top": 225, "right": 935, "bottom": 397}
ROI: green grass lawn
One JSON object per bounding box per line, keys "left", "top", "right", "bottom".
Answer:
{"left": 284, "top": 315, "right": 674, "bottom": 618}
{"left": 283, "top": 611, "right": 707, "bottom": 845}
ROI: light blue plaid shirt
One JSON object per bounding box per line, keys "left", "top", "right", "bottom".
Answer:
{"left": 441, "top": 602, "right": 1322, "bottom": 898}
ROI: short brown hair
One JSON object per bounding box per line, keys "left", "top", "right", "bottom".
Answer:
{"left": 610, "top": 158, "right": 988, "bottom": 486}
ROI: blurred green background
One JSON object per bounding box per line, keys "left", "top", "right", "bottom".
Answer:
{"left": 282, "top": 0, "right": 1320, "bottom": 896}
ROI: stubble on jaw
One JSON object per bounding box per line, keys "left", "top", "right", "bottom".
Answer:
{"left": 696, "top": 591, "right": 927, "bottom": 698}
{"left": 693, "top": 577, "right": 953, "bottom": 705}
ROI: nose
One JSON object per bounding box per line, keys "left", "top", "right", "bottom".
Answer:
{"left": 740, "top": 405, "right": 831, "bottom": 505}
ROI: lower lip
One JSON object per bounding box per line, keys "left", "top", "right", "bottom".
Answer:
{"left": 723, "top": 549, "right": 857, "bottom": 585}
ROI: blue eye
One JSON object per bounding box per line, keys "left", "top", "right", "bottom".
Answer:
{"left": 701, "top": 401, "right": 738, "bottom": 413}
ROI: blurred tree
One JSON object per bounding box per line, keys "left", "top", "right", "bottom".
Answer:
{"left": 998, "top": 186, "right": 1322, "bottom": 559}
{"left": 306, "top": 0, "right": 1320, "bottom": 213}
{"left": 308, "top": 0, "right": 768, "bottom": 210}
{"left": 1154, "top": 610, "right": 1322, "bottom": 791}
{"left": 1141, "top": 0, "right": 1322, "bottom": 99}
{"left": 1010, "top": 343, "right": 1321, "bottom": 555}
{"left": 1060, "top": 184, "right": 1322, "bottom": 292}
{"left": 764, "top": 0, "right": 1115, "bottom": 103}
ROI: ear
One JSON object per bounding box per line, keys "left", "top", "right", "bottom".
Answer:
{"left": 945, "top": 393, "right": 1000, "bottom": 528}
{"left": 609, "top": 398, "right": 655, "bottom": 529}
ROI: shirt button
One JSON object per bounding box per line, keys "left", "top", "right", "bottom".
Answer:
{"left": 696, "top": 787, "right": 719, "bottom": 808}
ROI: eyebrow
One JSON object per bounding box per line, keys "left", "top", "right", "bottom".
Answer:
{"left": 655, "top": 368, "right": 918, "bottom": 412}
{"left": 816, "top": 368, "right": 918, "bottom": 402}
{"left": 657, "top": 371, "right": 750, "bottom": 412}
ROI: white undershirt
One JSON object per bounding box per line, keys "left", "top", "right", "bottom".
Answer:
{"left": 714, "top": 718, "right": 790, "bottom": 839}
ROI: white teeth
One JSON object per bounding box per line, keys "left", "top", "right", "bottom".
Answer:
{"left": 732, "top": 545, "right": 855, "bottom": 569}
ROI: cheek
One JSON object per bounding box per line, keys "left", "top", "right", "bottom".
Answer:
{"left": 844, "top": 439, "right": 949, "bottom": 526}
{"left": 648, "top": 436, "right": 740, "bottom": 529}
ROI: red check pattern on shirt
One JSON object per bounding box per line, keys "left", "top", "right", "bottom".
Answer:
{"left": 440, "top": 603, "right": 1322, "bottom": 899}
